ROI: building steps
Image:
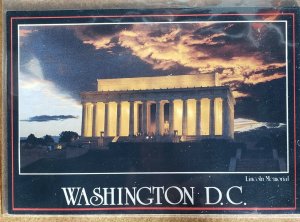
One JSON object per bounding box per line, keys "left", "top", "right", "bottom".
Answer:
{"left": 112, "top": 136, "right": 119, "bottom": 142}
{"left": 236, "top": 159, "right": 279, "bottom": 171}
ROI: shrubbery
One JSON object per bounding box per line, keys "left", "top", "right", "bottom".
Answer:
{"left": 25, "top": 134, "right": 54, "bottom": 146}
{"left": 23, "top": 131, "right": 79, "bottom": 149}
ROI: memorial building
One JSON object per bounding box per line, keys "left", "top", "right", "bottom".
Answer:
{"left": 80, "top": 74, "right": 235, "bottom": 141}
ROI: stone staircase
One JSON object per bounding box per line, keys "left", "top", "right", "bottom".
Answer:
{"left": 117, "top": 135, "right": 175, "bottom": 143}
{"left": 236, "top": 159, "right": 279, "bottom": 171}
{"left": 181, "top": 136, "right": 198, "bottom": 142}
{"left": 181, "top": 135, "right": 229, "bottom": 142}
{"left": 231, "top": 148, "right": 284, "bottom": 172}
{"left": 112, "top": 136, "right": 119, "bottom": 142}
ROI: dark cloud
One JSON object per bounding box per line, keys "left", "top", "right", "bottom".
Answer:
{"left": 22, "top": 115, "right": 78, "bottom": 122}
{"left": 192, "top": 22, "right": 286, "bottom": 64}
{"left": 20, "top": 27, "right": 192, "bottom": 101}
{"left": 73, "top": 24, "right": 132, "bottom": 41}
{"left": 253, "top": 66, "right": 286, "bottom": 76}
{"left": 194, "top": 23, "right": 247, "bottom": 40}
{"left": 235, "top": 78, "right": 286, "bottom": 122}
{"left": 19, "top": 21, "right": 288, "bottom": 123}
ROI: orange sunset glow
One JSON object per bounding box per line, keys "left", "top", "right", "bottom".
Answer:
{"left": 19, "top": 19, "right": 288, "bottom": 137}
{"left": 74, "top": 22, "right": 286, "bottom": 98}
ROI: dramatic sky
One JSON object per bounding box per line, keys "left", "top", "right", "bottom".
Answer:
{"left": 19, "top": 20, "right": 287, "bottom": 137}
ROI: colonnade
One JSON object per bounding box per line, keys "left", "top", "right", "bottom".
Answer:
{"left": 81, "top": 97, "right": 233, "bottom": 138}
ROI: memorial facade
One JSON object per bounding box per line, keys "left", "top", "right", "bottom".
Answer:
{"left": 80, "top": 74, "right": 235, "bottom": 140}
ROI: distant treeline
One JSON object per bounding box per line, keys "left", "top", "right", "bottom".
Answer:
{"left": 22, "top": 131, "right": 79, "bottom": 147}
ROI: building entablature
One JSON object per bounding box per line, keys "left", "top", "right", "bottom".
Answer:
{"left": 81, "top": 86, "right": 235, "bottom": 105}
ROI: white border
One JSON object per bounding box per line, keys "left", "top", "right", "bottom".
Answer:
{"left": 17, "top": 20, "right": 289, "bottom": 175}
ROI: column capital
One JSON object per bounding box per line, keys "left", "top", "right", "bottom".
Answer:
{"left": 222, "top": 96, "right": 228, "bottom": 101}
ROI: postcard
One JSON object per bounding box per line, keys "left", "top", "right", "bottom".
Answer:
{"left": 5, "top": 7, "right": 299, "bottom": 213}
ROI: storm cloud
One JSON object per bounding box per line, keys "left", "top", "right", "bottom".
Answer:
{"left": 22, "top": 115, "right": 78, "bottom": 122}
{"left": 72, "top": 21, "right": 286, "bottom": 98}
{"left": 19, "top": 15, "right": 288, "bottom": 123}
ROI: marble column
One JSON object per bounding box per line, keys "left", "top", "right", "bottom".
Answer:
{"left": 81, "top": 103, "right": 87, "bottom": 137}
{"left": 142, "top": 101, "right": 149, "bottom": 135}
{"left": 86, "top": 103, "right": 93, "bottom": 137}
{"left": 182, "top": 99, "right": 188, "bottom": 136}
{"left": 196, "top": 99, "right": 201, "bottom": 136}
{"left": 116, "top": 102, "right": 122, "bottom": 136}
{"left": 169, "top": 100, "right": 174, "bottom": 135}
{"left": 232, "top": 104, "right": 234, "bottom": 139}
{"left": 104, "top": 102, "right": 109, "bottom": 137}
{"left": 129, "top": 101, "right": 135, "bottom": 136}
{"left": 155, "top": 101, "right": 164, "bottom": 135}
{"left": 209, "top": 98, "right": 215, "bottom": 136}
{"left": 92, "top": 102, "right": 97, "bottom": 137}
{"left": 222, "top": 98, "right": 229, "bottom": 138}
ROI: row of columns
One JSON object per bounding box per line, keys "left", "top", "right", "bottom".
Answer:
{"left": 82, "top": 97, "right": 231, "bottom": 138}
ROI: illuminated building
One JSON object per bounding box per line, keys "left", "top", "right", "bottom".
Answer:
{"left": 81, "top": 74, "right": 235, "bottom": 141}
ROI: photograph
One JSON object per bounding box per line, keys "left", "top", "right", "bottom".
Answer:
{"left": 6, "top": 8, "right": 298, "bottom": 213}
{"left": 18, "top": 20, "right": 288, "bottom": 174}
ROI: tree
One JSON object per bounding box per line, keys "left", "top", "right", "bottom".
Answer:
{"left": 26, "top": 134, "right": 37, "bottom": 145}
{"left": 59, "top": 131, "right": 79, "bottom": 143}
{"left": 44, "top": 135, "right": 54, "bottom": 145}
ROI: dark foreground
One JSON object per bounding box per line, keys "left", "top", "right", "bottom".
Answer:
{"left": 22, "top": 140, "right": 239, "bottom": 173}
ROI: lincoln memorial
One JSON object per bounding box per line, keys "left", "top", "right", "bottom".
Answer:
{"left": 80, "top": 74, "right": 235, "bottom": 142}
